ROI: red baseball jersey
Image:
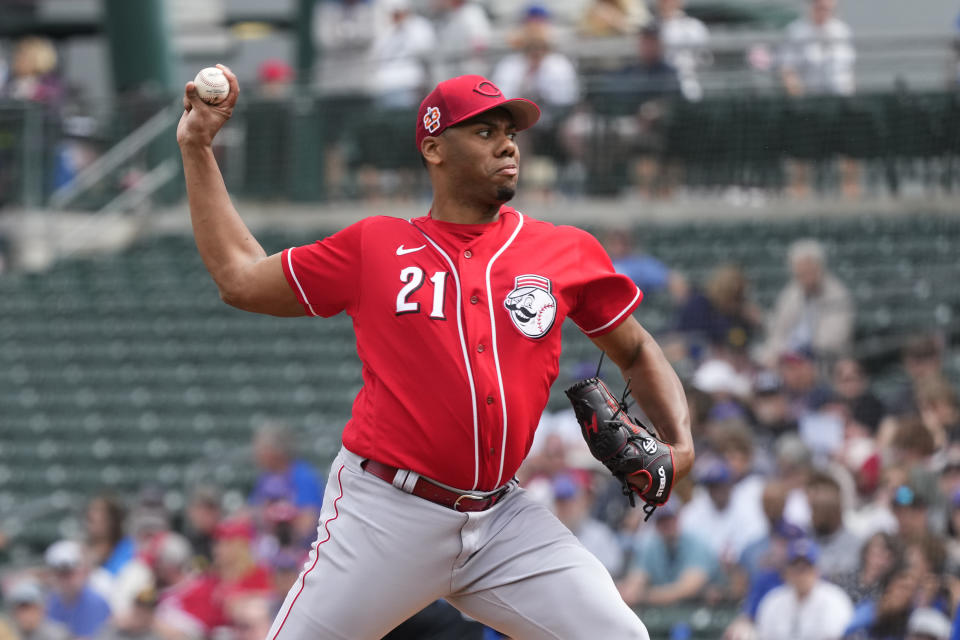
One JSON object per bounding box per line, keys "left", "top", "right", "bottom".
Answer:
{"left": 281, "top": 206, "right": 642, "bottom": 491}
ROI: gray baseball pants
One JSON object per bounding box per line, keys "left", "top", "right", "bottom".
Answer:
{"left": 266, "top": 446, "right": 649, "bottom": 640}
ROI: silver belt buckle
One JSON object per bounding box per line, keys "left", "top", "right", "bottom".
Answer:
{"left": 453, "top": 493, "right": 487, "bottom": 511}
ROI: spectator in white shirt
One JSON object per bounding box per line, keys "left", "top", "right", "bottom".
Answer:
{"left": 779, "top": 0, "right": 859, "bottom": 198}
{"left": 906, "top": 607, "right": 952, "bottom": 640}
{"left": 655, "top": 0, "right": 710, "bottom": 101}
{"left": 762, "top": 239, "right": 855, "bottom": 368}
{"left": 780, "top": 0, "right": 855, "bottom": 96}
{"left": 680, "top": 456, "right": 768, "bottom": 564}
{"left": 492, "top": 6, "right": 579, "bottom": 193}
{"left": 492, "top": 7, "right": 579, "bottom": 111}
{"left": 313, "top": 0, "right": 386, "bottom": 94}
{"left": 433, "top": 0, "right": 492, "bottom": 82}
{"left": 755, "top": 538, "right": 854, "bottom": 640}
{"left": 368, "top": 0, "right": 436, "bottom": 108}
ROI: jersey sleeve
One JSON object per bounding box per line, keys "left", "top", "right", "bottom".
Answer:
{"left": 567, "top": 229, "right": 643, "bottom": 337}
{"left": 281, "top": 221, "right": 364, "bottom": 317}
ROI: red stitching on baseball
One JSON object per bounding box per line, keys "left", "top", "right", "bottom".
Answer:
{"left": 197, "top": 73, "right": 223, "bottom": 88}
{"left": 270, "top": 465, "right": 345, "bottom": 640}
{"left": 536, "top": 302, "right": 555, "bottom": 333}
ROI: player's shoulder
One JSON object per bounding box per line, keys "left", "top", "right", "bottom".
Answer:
{"left": 336, "top": 215, "right": 422, "bottom": 239}
{"left": 357, "top": 215, "right": 417, "bottom": 230}
{"left": 517, "top": 216, "right": 607, "bottom": 260}
{"left": 307, "top": 216, "right": 419, "bottom": 249}
{"left": 515, "top": 211, "right": 597, "bottom": 244}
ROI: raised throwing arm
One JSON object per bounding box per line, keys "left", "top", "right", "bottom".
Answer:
{"left": 177, "top": 64, "right": 302, "bottom": 317}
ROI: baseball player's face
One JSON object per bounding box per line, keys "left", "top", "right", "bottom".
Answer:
{"left": 442, "top": 108, "right": 520, "bottom": 204}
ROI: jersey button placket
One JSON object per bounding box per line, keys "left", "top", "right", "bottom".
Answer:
{"left": 460, "top": 244, "right": 499, "bottom": 485}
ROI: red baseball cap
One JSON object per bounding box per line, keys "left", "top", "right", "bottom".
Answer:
{"left": 416, "top": 75, "right": 540, "bottom": 150}
{"left": 213, "top": 517, "right": 256, "bottom": 541}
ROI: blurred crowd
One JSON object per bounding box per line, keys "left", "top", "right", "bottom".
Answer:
{"left": 0, "top": 422, "right": 330, "bottom": 640}
{"left": 519, "top": 235, "right": 960, "bottom": 639}
{"left": 0, "top": 33, "right": 104, "bottom": 228}
{"left": 312, "top": 0, "right": 861, "bottom": 102}
{"left": 311, "top": 0, "right": 869, "bottom": 201}
{"left": 3, "top": 0, "right": 960, "bottom": 208}
{"left": 0, "top": 0, "right": 878, "bottom": 207}
{"left": 0, "top": 419, "right": 502, "bottom": 640}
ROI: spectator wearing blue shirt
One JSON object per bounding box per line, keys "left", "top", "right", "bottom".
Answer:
{"left": 618, "top": 500, "right": 720, "bottom": 607}
{"left": 740, "top": 520, "right": 807, "bottom": 619}
{"left": 951, "top": 600, "right": 960, "bottom": 640}
{"left": 674, "top": 264, "right": 763, "bottom": 364}
{"left": 844, "top": 565, "right": 920, "bottom": 640}
{"left": 602, "top": 229, "right": 673, "bottom": 295}
{"left": 44, "top": 540, "right": 111, "bottom": 638}
{"left": 250, "top": 422, "right": 326, "bottom": 543}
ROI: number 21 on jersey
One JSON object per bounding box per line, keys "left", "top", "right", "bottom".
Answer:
{"left": 396, "top": 267, "right": 448, "bottom": 320}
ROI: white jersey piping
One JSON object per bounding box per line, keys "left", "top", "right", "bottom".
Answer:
{"left": 576, "top": 286, "right": 641, "bottom": 335}
{"left": 485, "top": 212, "right": 524, "bottom": 486}
{"left": 286, "top": 247, "right": 319, "bottom": 317}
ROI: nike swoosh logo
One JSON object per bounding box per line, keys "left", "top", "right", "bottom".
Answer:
{"left": 396, "top": 244, "right": 426, "bottom": 255}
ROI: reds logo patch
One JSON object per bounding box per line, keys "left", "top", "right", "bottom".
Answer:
{"left": 503, "top": 274, "right": 557, "bottom": 339}
{"left": 423, "top": 106, "right": 441, "bottom": 133}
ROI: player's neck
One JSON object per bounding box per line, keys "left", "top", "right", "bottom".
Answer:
{"left": 430, "top": 196, "right": 502, "bottom": 225}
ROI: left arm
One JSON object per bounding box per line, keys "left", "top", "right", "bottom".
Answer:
{"left": 590, "top": 315, "right": 695, "bottom": 479}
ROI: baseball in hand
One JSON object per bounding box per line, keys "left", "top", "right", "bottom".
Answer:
{"left": 193, "top": 67, "right": 229, "bottom": 104}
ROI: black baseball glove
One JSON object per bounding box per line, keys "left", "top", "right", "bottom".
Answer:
{"left": 565, "top": 377, "right": 676, "bottom": 519}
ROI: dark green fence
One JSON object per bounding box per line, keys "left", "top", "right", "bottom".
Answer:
{"left": 229, "top": 89, "right": 960, "bottom": 201}
{"left": 2, "top": 89, "right": 959, "bottom": 209}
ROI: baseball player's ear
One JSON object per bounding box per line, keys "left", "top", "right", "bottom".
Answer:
{"left": 421, "top": 137, "right": 442, "bottom": 167}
